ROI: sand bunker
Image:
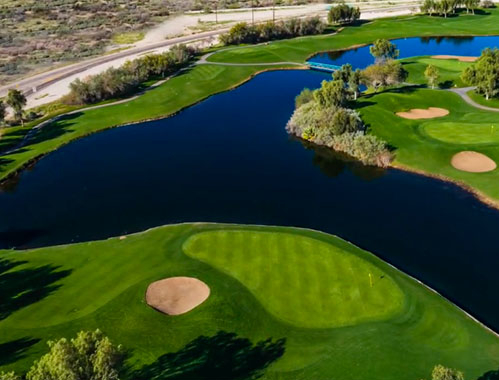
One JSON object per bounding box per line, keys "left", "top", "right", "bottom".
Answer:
{"left": 451, "top": 151, "right": 497, "bottom": 173}
{"left": 396, "top": 107, "right": 449, "bottom": 120}
{"left": 146, "top": 277, "right": 210, "bottom": 315}
{"left": 431, "top": 55, "right": 478, "bottom": 62}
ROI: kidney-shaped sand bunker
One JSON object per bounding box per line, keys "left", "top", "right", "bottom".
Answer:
{"left": 146, "top": 277, "right": 210, "bottom": 315}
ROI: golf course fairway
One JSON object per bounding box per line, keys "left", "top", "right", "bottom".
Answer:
{"left": 1, "top": 223, "right": 498, "bottom": 379}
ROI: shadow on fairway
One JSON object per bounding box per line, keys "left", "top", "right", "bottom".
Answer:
{"left": 478, "top": 368, "right": 499, "bottom": 380}
{"left": 0, "top": 258, "right": 72, "bottom": 320}
{"left": 132, "top": 331, "right": 286, "bottom": 380}
{"left": 0, "top": 337, "right": 40, "bottom": 366}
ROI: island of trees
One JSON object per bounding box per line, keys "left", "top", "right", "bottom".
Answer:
{"left": 287, "top": 39, "right": 407, "bottom": 167}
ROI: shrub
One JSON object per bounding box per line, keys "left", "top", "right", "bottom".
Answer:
{"left": 286, "top": 77, "right": 392, "bottom": 167}
{"left": 481, "top": 0, "right": 496, "bottom": 7}
{"left": 220, "top": 17, "right": 326, "bottom": 45}
{"left": 328, "top": 3, "right": 361, "bottom": 24}
{"left": 66, "top": 44, "right": 196, "bottom": 104}
{"left": 295, "top": 88, "right": 314, "bottom": 108}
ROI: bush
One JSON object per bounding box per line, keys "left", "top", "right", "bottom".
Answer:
{"left": 286, "top": 77, "right": 392, "bottom": 167}
{"left": 328, "top": 3, "right": 361, "bottom": 24}
{"left": 220, "top": 17, "right": 326, "bottom": 45}
{"left": 481, "top": 0, "right": 496, "bottom": 7}
{"left": 66, "top": 44, "right": 196, "bottom": 104}
{"left": 295, "top": 88, "right": 314, "bottom": 108}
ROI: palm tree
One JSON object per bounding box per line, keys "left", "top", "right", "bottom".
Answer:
{"left": 6, "top": 89, "right": 27, "bottom": 126}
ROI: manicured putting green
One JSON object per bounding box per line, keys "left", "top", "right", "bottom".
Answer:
{"left": 424, "top": 122, "right": 499, "bottom": 145}
{"left": 183, "top": 230, "right": 404, "bottom": 328}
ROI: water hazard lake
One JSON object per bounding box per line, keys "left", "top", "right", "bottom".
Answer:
{"left": 2, "top": 36, "right": 499, "bottom": 330}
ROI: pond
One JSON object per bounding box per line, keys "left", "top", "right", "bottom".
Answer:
{"left": 2, "top": 36, "right": 499, "bottom": 331}
{"left": 308, "top": 35, "right": 499, "bottom": 68}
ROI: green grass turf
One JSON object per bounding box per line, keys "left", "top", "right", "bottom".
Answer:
{"left": 2, "top": 10, "right": 499, "bottom": 187}
{"left": 183, "top": 230, "right": 404, "bottom": 328}
{"left": 355, "top": 87, "right": 499, "bottom": 199}
{"left": 1, "top": 224, "right": 499, "bottom": 380}
{"left": 208, "top": 11, "right": 499, "bottom": 64}
{"left": 468, "top": 89, "right": 499, "bottom": 109}
{"left": 423, "top": 121, "right": 499, "bottom": 145}
{"left": 402, "top": 57, "right": 472, "bottom": 88}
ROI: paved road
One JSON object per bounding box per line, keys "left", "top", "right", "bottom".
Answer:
{"left": 449, "top": 87, "right": 499, "bottom": 112}
{"left": 0, "top": 29, "right": 229, "bottom": 99}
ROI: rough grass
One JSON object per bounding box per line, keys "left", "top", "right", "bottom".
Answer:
{"left": 183, "top": 230, "right": 404, "bottom": 328}
{"left": 111, "top": 32, "right": 145, "bottom": 45}
{"left": 0, "top": 224, "right": 499, "bottom": 380}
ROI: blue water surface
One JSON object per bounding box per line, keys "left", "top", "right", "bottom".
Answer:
{"left": 2, "top": 36, "right": 499, "bottom": 331}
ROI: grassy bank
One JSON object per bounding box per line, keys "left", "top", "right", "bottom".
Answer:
{"left": 209, "top": 11, "right": 499, "bottom": 64}
{"left": 2, "top": 10, "right": 499, "bottom": 202}
{"left": 1, "top": 223, "right": 498, "bottom": 379}
{"left": 0, "top": 64, "right": 283, "bottom": 181}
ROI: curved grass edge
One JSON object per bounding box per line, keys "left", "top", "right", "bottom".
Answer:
{"left": 0, "top": 65, "right": 304, "bottom": 186}
{"left": 1, "top": 222, "right": 499, "bottom": 378}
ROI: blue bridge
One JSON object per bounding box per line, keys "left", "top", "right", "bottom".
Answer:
{"left": 307, "top": 61, "right": 342, "bottom": 72}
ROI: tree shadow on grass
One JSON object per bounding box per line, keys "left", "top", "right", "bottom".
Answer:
{"left": 27, "top": 112, "right": 83, "bottom": 146}
{"left": 0, "top": 258, "right": 72, "bottom": 320}
{"left": 0, "top": 337, "right": 40, "bottom": 366}
{"left": 132, "top": 331, "right": 286, "bottom": 380}
{"left": 478, "top": 369, "right": 499, "bottom": 380}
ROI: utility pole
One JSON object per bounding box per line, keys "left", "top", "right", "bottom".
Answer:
{"left": 252, "top": 0, "right": 255, "bottom": 25}
{"left": 215, "top": 1, "right": 218, "bottom": 23}
{"left": 272, "top": 0, "right": 275, "bottom": 23}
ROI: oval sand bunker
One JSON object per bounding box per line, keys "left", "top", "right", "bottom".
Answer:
{"left": 396, "top": 107, "right": 449, "bottom": 120}
{"left": 146, "top": 277, "right": 210, "bottom": 315}
{"left": 451, "top": 151, "right": 497, "bottom": 173}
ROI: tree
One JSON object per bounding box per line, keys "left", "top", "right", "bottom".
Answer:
{"left": 328, "top": 3, "right": 361, "bottom": 24}
{"left": 462, "top": 48, "right": 499, "bottom": 100}
{"left": 6, "top": 89, "right": 26, "bottom": 126}
{"left": 436, "top": 0, "right": 453, "bottom": 17}
{"left": 26, "top": 330, "right": 124, "bottom": 380}
{"left": 313, "top": 79, "right": 348, "bottom": 108}
{"left": 295, "top": 88, "right": 314, "bottom": 108}
{"left": 362, "top": 60, "right": 407, "bottom": 92}
{"left": 464, "top": 0, "right": 480, "bottom": 13}
{"left": 0, "top": 100, "right": 6, "bottom": 126}
{"left": 369, "top": 39, "right": 400, "bottom": 62}
{"left": 424, "top": 64, "right": 440, "bottom": 89}
{"left": 333, "top": 63, "right": 353, "bottom": 83}
{"left": 348, "top": 69, "right": 363, "bottom": 100}
{"left": 421, "top": 0, "right": 436, "bottom": 15}
{"left": 430, "top": 365, "right": 464, "bottom": 380}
